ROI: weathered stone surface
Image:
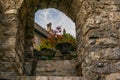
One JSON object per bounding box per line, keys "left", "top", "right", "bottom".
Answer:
{"left": 90, "top": 61, "right": 120, "bottom": 74}
{"left": 103, "top": 47, "right": 120, "bottom": 60}
{"left": 116, "top": 62, "right": 120, "bottom": 71}
{"left": 0, "top": 62, "right": 23, "bottom": 79}
{"left": 0, "top": 0, "right": 120, "bottom": 80}
{"left": 49, "top": 76, "right": 63, "bottom": 80}
{"left": 76, "top": 0, "right": 120, "bottom": 79}
{"left": 13, "top": 76, "right": 85, "bottom": 80}
{"left": 86, "top": 47, "right": 120, "bottom": 62}
{"left": 24, "top": 62, "right": 33, "bottom": 75}
{"left": 109, "top": 12, "right": 120, "bottom": 21}
{"left": 35, "top": 60, "right": 78, "bottom": 76}
{"left": 36, "top": 76, "right": 48, "bottom": 80}
{"left": 106, "top": 73, "right": 120, "bottom": 80}
{"left": 63, "top": 77, "right": 72, "bottom": 80}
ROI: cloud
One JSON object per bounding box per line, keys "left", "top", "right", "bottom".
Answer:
{"left": 35, "top": 8, "right": 76, "bottom": 37}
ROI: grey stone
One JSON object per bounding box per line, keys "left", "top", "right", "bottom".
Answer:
{"left": 106, "top": 73, "right": 120, "bottom": 80}
{"left": 0, "top": 0, "right": 120, "bottom": 80}
{"left": 49, "top": 76, "right": 63, "bottom": 80}
{"left": 35, "top": 60, "right": 77, "bottom": 76}
{"left": 103, "top": 47, "right": 120, "bottom": 60}
{"left": 115, "top": 62, "right": 120, "bottom": 71}
{"left": 35, "top": 76, "right": 48, "bottom": 80}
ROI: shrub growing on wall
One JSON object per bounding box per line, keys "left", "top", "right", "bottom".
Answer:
{"left": 39, "top": 33, "right": 76, "bottom": 50}
{"left": 35, "top": 26, "right": 76, "bottom": 51}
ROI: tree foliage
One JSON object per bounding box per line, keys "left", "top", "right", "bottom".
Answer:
{"left": 36, "top": 26, "right": 76, "bottom": 51}
{"left": 39, "top": 33, "right": 76, "bottom": 50}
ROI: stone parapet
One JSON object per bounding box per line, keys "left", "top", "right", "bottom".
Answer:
{"left": 35, "top": 60, "right": 78, "bottom": 76}
{"left": 2, "top": 76, "right": 85, "bottom": 80}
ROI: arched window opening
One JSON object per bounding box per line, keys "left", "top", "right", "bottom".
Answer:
{"left": 33, "top": 8, "right": 77, "bottom": 60}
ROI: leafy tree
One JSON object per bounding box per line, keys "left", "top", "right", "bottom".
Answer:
{"left": 38, "top": 26, "right": 76, "bottom": 51}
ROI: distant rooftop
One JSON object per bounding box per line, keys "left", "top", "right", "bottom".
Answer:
{"left": 34, "top": 23, "right": 51, "bottom": 38}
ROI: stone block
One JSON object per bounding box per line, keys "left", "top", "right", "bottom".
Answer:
{"left": 5, "top": 9, "right": 17, "bottom": 14}
{"left": 106, "top": 73, "right": 120, "bottom": 80}
{"left": 11, "top": 76, "right": 86, "bottom": 80}
{"left": 90, "top": 61, "right": 120, "bottom": 74}
{"left": 115, "top": 62, "right": 120, "bottom": 71}
{"left": 72, "top": 77, "right": 86, "bottom": 80}
{"left": 109, "top": 12, "right": 120, "bottom": 22}
{"left": 103, "top": 47, "right": 120, "bottom": 60}
{"left": 2, "top": 50, "right": 16, "bottom": 61}
{"left": 15, "top": 76, "right": 36, "bottom": 80}
{"left": 96, "top": 38, "right": 117, "bottom": 45}
{"left": 35, "top": 76, "right": 48, "bottom": 80}
{"left": 49, "top": 76, "right": 63, "bottom": 80}
{"left": 106, "top": 5, "right": 120, "bottom": 11}
{"left": 0, "top": 62, "right": 16, "bottom": 72}
{"left": 1, "top": 37, "right": 16, "bottom": 49}
{"left": 35, "top": 60, "right": 77, "bottom": 76}
{"left": 0, "top": 72, "right": 16, "bottom": 79}
{"left": 63, "top": 77, "right": 72, "bottom": 80}
{"left": 72, "top": 77, "right": 80, "bottom": 80}
{"left": 95, "top": 0, "right": 120, "bottom": 5}
{"left": 24, "top": 62, "right": 33, "bottom": 75}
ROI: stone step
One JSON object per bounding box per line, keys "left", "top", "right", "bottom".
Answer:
{"left": 0, "top": 62, "right": 22, "bottom": 78}
{"left": 1, "top": 76, "right": 85, "bottom": 80}
{"left": 34, "top": 60, "right": 78, "bottom": 76}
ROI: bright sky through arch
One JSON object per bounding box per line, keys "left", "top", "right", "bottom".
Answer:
{"left": 35, "top": 8, "right": 76, "bottom": 37}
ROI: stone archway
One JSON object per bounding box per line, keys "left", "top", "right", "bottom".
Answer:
{"left": 19, "top": 0, "right": 82, "bottom": 76}
{"left": 20, "top": 0, "right": 78, "bottom": 61}
{"left": 0, "top": 0, "right": 120, "bottom": 80}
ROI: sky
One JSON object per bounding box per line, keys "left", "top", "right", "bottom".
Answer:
{"left": 34, "top": 8, "right": 76, "bottom": 37}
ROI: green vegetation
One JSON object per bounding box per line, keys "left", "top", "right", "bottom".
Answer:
{"left": 38, "top": 33, "right": 76, "bottom": 51}
{"left": 33, "top": 26, "right": 77, "bottom": 60}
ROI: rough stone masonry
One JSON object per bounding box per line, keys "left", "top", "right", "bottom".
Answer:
{"left": 0, "top": 0, "right": 120, "bottom": 80}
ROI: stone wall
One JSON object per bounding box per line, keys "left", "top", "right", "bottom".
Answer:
{"left": 76, "top": 0, "right": 120, "bottom": 80}
{"left": 0, "top": 0, "right": 120, "bottom": 80}
{"left": 0, "top": 0, "right": 24, "bottom": 77}
{"left": 35, "top": 60, "right": 78, "bottom": 76}
{"left": 3, "top": 76, "right": 85, "bottom": 80}
{"left": 19, "top": 0, "right": 35, "bottom": 61}
{"left": 19, "top": 0, "right": 76, "bottom": 61}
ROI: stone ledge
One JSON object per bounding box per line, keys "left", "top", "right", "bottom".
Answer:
{"left": 12, "top": 76, "right": 85, "bottom": 80}
{"left": 35, "top": 60, "right": 78, "bottom": 76}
